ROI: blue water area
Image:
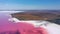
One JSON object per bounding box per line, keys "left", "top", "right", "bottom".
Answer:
{"left": 47, "top": 19, "right": 60, "bottom": 25}
{"left": 53, "top": 19, "right": 60, "bottom": 25}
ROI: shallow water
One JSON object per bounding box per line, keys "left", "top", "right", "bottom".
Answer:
{"left": 0, "top": 12, "right": 11, "bottom": 25}
{"left": 0, "top": 11, "right": 23, "bottom": 25}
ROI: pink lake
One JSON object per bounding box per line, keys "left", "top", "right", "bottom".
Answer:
{"left": 0, "top": 13, "right": 48, "bottom": 34}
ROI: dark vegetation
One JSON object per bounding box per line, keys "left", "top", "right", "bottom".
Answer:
{"left": 11, "top": 10, "right": 60, "bottom": 20}
{"left": 11, "top": 10, "right": 60, "bottom": 24}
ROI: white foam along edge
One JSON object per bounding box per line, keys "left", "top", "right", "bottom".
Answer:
{"left": 9, "top": 17, "right": 49, "bottom": 28}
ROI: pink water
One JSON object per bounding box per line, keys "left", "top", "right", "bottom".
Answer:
{"left": 0, "top": 13, "right": 48, "bottom": 34}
